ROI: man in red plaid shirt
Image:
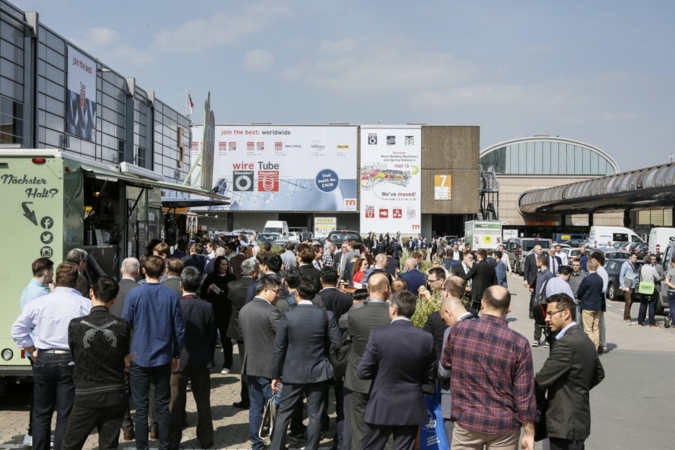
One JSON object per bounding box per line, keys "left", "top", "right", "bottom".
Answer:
{"left": 441, "top": 285, "right": 538, "bottom": 450}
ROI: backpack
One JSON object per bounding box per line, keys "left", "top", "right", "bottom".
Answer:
{"left": 532, "top": 277, "right": 553, "bottom": 326}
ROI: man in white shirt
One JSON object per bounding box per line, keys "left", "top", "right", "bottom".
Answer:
{"left": 555, "top": 244, "right": 569, "bottom": 266}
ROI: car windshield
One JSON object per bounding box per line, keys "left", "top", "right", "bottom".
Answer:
{"left": 330, "top": 232, "right": 360, "bottom": 242}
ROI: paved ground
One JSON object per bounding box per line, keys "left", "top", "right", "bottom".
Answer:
{"left": 1, "top": 272, "right": 674, "bottom": 449}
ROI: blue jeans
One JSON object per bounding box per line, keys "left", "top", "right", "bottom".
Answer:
{"left": 668, "top": 291, "right": 675, "bottom": 323}
{"left": 129, "top": 362, "right": 172, "bottom": 450}
{"left": 248, "top": 376, "right": 273, "bottom": 450}
{"left": 32, "top": 352, "right": 75, "bottom": 450}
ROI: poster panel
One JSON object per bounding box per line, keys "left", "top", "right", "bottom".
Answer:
{"left": 66, "top": 46, "right": 97, "bottom": 141}
{"left": 314, "top": 217, "right": 337, "bottom": 238}
{"left": 191, "top": 125, "right": 357, "bottom": 212}
{"left": 434, "top": 174, "right": 452, "bottom": 200}
{"left": 359, "top": 125, "right": 421, "bottom": 235}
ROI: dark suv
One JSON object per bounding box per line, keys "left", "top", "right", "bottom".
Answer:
{"left": 327, "top": 230, "right": 365, "bottom": 252}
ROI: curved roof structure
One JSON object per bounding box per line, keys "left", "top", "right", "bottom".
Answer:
{"left": 480, "top": 136, "right": 619, "bottom": 176}
{"left": 518, "top": 162, "right": 675, "bottom": 215}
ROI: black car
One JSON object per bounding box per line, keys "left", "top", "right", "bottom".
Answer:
{"left": 605, "top": 258, "right": 643, "bottom": 301}
{"left": 327, "top": 230, "right": 365, "bottom": 253}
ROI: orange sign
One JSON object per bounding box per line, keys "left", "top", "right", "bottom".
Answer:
{"left": 434, "top": 175, "right": 451, "bottom": 200}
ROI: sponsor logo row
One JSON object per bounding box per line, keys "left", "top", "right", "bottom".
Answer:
{"left": 367, "top": 134, "right": 415, "bottom": 146}
{"left": 364, "top": 205, "right": 417, "bottom": 220}
{"left": 214, "top": 142, "right": 351, "bottom": 151}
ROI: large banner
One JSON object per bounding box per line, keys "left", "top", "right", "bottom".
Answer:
{"left": 360, "top": 125, "right": 421, "bottom": 235}
{"left": 191, "top": 125, "right": 357, "bottom": 211}
{"left": 66, "top": 46, "right": 96, "bottom": 141}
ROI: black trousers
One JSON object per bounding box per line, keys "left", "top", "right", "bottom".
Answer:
{"left": 169, "top": 370, "right": 214, "bottom": 450}
{"left": 362, "top": 424, "right": 417, "bottom": 450}
{"left": 121, "top": 372, "right": 134, "bottom": 434}
{"left": 549, "top": 437, "right": 586, "bottom": 450}
{"left": 270, "top": 382, "right": 326, "bottom": 450}
{"left": 61, "top": 401, "right": 126, "bottom": 450}
{"left": 236, "top": 341, "right": 249, "bottom": 404}
{"left": 215, "top": 308, "right": 233, "bottom": 368}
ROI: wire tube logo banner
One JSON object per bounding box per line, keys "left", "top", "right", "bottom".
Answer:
{"left": 191, "top": 125, "right": 357, "bottom": 211}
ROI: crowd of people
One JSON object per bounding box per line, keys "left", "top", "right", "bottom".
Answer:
{"left": 10, "top": 230, "right": 617, "bottom": 450}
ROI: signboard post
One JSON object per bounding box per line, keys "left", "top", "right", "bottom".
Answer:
{"left": 359, "top": 125, "right": 421, "bottom": 235}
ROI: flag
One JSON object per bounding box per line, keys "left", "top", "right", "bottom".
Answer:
{"left": 187, "top": 92, "right": 194, "bottom": 114}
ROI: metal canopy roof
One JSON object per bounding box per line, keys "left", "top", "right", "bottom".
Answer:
{"left": 518, "top": 162, "right": 675, "bottom": 215}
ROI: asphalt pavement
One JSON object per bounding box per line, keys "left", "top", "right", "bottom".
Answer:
{"left": 1, "top": 272, "right": 673, "bottom": 449}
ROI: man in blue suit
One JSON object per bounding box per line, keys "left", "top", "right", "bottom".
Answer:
{"left": 357, "top": 290, "right": 437, "bottom": 450}
{"left": 398, "top": 258, "right": 426, "bottom": 296}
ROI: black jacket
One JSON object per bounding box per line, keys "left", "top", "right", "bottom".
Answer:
{"left": 319, "top": 288, "right": 353, "bottom": 325}
{"left": 200, "top": 271, "right": 236, "bottom": 314}
{"left": 226, "top": 276, "right": 257, "bottom": 340}
{"left": 523, "top": 253, "right": 539, "bottom": 287}
{"left": 423, "top": 311, "right": 447, "bottom": 362}
{"left": 68, "top": 306, "right": 131, "bottom": 404}
{"left": 463, "top": 259, "right": 498, "bottom": 303}
{"left": 535, "top": 325, "right": 604, "bottom": 440}
{"left": 178, "top": 294, "right": 217, "bottom": 372}
{"left": 298, "top": 264, "right": 322, "bottom": 285}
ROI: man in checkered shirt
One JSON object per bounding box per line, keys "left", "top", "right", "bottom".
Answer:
{"left": 441, "top": 285, "right": 539, "bottom": 450}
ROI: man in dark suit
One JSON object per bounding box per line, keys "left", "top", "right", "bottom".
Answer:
{"left": 318, "top": 266, "right": 353, "bottom": 448}
{"left": 110, "top": 257, "right": 140, "bottom": 440}
{"left": 270, "top": 278, "right": 341, "bottom": 450}
{"left": 229, "top": 245, "right": 247, "bottom": 280}
{"left": 357, "top": 290, "right": 437, "bottom": 449}
{"left": 227, "top": 259, "right": 259, "bottom": 409}
{"left": 160, "top": 258, "right": 183, "bottom": 297}
{"left": 169, "top": 267, "right": 216, "bottom": 449}
{"left": 399, "top": 258, "right": 426, "bottom": 296}
{"left": 547, "top": 247, "right": 563, "bottom": 278}
{"left": 523, "top": 244, "right": 543, "bottom": 318}
{"left": 384, "top": 247, "right": 399, "bottom": 277}
{"left": 374, "top": 239, "right": 387, "bottom": 256}
{"left": 463, "top": 249, "right": 498, "bottom": 311}
{"left": 536, "top": 293, "right": 605, "bottom": 450}
{"left": 244, "top": 254, "right": 283, "bottom": 305}
{"left": 390, "top": 239, "right": 403, "bottom": 260}
{"left": 298, "top": 246, "right": 322, "bottom": 285}
{"left": 344, "top": 273, "right": 392, "bottom": 450}
{"left": 238, "top": 275, "right": 282, "bottom": 450}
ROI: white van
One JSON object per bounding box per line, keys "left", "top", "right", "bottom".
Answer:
{"left": 263, "top": 220, "right": 289, "bottom": 237}
{"left": 588, "top": 226, "right": 643, "bottom": 248}
{"left": 649, "top": 227, "right": 675, "bottom": 256}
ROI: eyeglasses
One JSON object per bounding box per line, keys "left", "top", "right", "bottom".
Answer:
{"left": 546, "top": 309, "right": 566, "bottom": 318}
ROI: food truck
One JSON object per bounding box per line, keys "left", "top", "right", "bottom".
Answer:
{"left": 0, "top": 149, "right": 227, "bottom": 393}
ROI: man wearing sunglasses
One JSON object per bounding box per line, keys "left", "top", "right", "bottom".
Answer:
{"left": 535, "top": 293, "right": 605, "bottom": 450}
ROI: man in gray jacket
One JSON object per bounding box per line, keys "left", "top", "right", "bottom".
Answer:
{"left": 238, "top": 275, "right": 282, "bottom": 450}
{"left": 639, "top": 254, "right": 661, "bottom": 327}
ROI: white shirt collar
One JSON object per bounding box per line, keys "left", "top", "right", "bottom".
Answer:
{"left": 391, "top": 317, "right": 410, "bottom": 323}
{"left": 556, "top": 321, "right": 577, "bottom": 340}
{"left": 297, "top": 300, "right": 313, "bottom": 305}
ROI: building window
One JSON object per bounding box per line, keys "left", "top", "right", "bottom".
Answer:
{"left": 137, "top": 146, "right": 146, "bottom": 168}
{"left": 0, "top": 96, "right": 23, "bottom": 144}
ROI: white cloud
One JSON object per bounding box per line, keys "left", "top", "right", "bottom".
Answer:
{"left": 282, "top": 39, "right": 476, "bottom": 92}
{"left": 153, "top": 2, "right": 292, "bottom": 54}
{"left": 243, "top": 50, "right": 275, "bottom": 72}
{"left": 524, "top": 43, "right": 553, "bottom": 54}
{"left": 70, "top": 27, "right": 154, "bottom": 65}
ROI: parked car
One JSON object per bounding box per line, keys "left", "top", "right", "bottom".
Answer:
{"left": 506, "top": 237, "right": 553, "bottom": 274}
{"left": 591, "top": 248, "right": 631, "bottom": 260}
{"left": 562, "top": 247, "right": 581, "bottom": 263}
{"left": 256, "top": 232, "right": 281, "bottom": 244}
{"left": 562, "top": 238, "right": 588, "bottom": 247}
{"left": 273, "top": 238, "right": 302, "bottom": 247}
{"left": 327, "top": 230, "right": 365, "bottom": 253}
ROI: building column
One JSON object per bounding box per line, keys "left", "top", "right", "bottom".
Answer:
{"left": 588, "top": 213, "right": 594, "bottom": 227}
{"left": 623, "top": 209, "right": 632, "bottom": 228}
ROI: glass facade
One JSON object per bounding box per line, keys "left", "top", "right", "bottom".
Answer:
{"left": 481, "top": 139, "right": 617, "bottom": 176}
{"left": 0, "top": 0, "right": 191, "bottom": 181}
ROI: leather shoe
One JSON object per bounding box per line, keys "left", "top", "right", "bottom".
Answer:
{"left": 232, "top": 401, "right": 250, "bottom": 410}
{"left": 123, "top": 431, "right": 135, "bottom": 441}
{"left": 150, "top": 428, "right": 159, "bottom": 440}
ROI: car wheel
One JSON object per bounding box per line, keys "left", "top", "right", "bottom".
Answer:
{"left": 607, "top": 282, "right": 617, "bottom": 301}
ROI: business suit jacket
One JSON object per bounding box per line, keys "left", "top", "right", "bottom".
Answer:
{"left": 385, "top": 257, "right": 399, "bottom": 277}
{"left": 229, "top": 253, "right": 246, "bottom": 280}
{"left": 344, "top": 301, "right": 391, "bottom": 394}
{"left": 161, "top": 276, "right": 182, "bottom": 297}
{"left": 177, "top": 295, "right": 217, "bottom": 371}
{"left": 535, "top": 325, "right": 605, "bottom": 440}
{"left": 463, "top": 260, "right": 498, "bottom": 303}
{"left": 357, "top": 320, "right": 436, "bottom": 426}
{"left": 238, "top": 297, "right": 281, "bottom": 379}
{"left": 374, "top": 241, "right": 387, "bottom": 256}
{"left": 452, "top": 263, "right": 469, "bottom": 278}
{"left": 399, "top": 269, "right": 426, "bottom": 296}
{"left": 391, "top": 243, "right": 402, "bottom": 260}
{"left": 298, "top": 264, "right": 322, "bottom": 285}
{"left": 319, "top": 288, "right": 353, "bottom": 325}
{"left": 523, "top": 253, "right": 539, "bottom": 287}
{"left": 110, "top": 278, "right": 139, "bottom": 318}
{"left": 423, "top": 311, "right": 447, "bottom": 362}
{"left": 76, "top": 272, "right": 90, "bottom": 298}
{"left": 226, "top": 276, "right": 257, "bottom": 341}
{"left": 271, "top": 303, "right": 341, "bottom": 383}
{"left": 547, "top": 255, "right": 563, "bottom": 275}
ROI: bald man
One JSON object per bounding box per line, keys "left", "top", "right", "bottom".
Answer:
{"left": 363, "top": 254, "right": 388, "bottom": 288}
{"left": 399, "top": 257, "right": 426, "bottom": 296}
{"left": 438, "top": 276, "right": 477, "bottom": 440}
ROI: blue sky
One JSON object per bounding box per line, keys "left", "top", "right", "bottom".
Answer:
{"left": 13, "top": 0, "right": 675, "bottom": 172}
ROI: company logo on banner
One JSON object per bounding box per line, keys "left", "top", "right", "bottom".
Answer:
{"left": 359, "top": 126, "right": 422, "bottom": 235}
{"left": 190, "top": 125, "right": 358, "bottom": 212}
{"left": 66, "top": 46, "right": 97, "bottom": 142}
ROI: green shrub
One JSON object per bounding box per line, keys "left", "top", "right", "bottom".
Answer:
{"left": 411, "top": 291, "right": 443, "bottom": 328}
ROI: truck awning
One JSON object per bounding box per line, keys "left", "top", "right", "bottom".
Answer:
{"left": 80, "top": 162, "right": 155, "bottom": 189}
{"left": 162, "top": 197, "right": 229, "bottom": 208}
{"left": 154, "top": 180, "right": 230, "bottom": 204}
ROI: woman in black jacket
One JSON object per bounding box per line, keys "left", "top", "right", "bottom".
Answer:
{"left": 200, "top": 256, "right": 236, "bottom": 373}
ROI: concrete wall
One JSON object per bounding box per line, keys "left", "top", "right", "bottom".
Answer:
{"left": 498, "top": 176, "right": 624, "bottom": 226}
{"left": 421, "top": 126, "right": 480, "bottom": 214}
